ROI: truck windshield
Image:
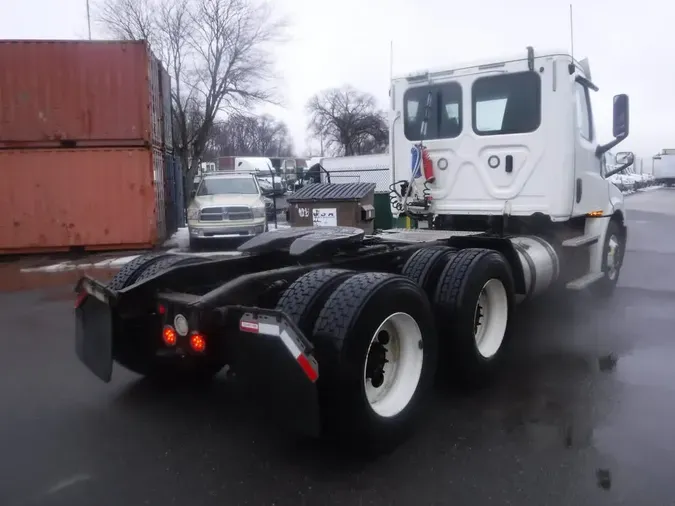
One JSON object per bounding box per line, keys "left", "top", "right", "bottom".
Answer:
{"left": 197, "top": 177, "right": 258, "bottom": 195}
{"left": 472, "top": 71, "right": 541, "bottom": 135}
{"left": 404, "top": 82, "right": 462, "bottom": 141}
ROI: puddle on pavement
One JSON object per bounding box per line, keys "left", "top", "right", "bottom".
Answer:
{"left": 613, "top": 345, "right": 675, "bottom": 390}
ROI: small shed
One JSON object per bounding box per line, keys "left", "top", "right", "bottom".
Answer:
{"left": 286, "top": 183, "right": 376, "bottom": 234}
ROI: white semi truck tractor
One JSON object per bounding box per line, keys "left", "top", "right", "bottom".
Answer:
{"left": 75, "top": 47, "right": 632, "bottom": 450}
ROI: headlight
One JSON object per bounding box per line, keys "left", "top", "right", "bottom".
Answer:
{"left": 252, "top": 206, "right": 266, "bottom": 218}
{"left": 187, "top": 207, "right": 200, "bottom": 220}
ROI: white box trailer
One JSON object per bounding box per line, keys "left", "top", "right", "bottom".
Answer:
{"left": 653, "top": 152, "right": 675, "bottom": 186}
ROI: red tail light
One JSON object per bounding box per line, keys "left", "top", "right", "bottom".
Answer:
{"left": 189, "top": 332, "right": 206, "bottom": 353}
{"left": 162, "top": 326, "right": 177, "bottom": 346}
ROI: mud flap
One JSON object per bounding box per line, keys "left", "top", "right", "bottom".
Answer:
{"left": 225, "top": 313, "right": 321, "bottom": 438}
{"left": 75, "top": 293, "right": 114, "bottom": 383}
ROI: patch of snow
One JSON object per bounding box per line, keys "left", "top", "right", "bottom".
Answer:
{"left": 270, "top": 222, "right": 291, "bottom": 230}
{"left": 20, "top": 255, "right": 140, "bottom": 274}
{"left": 108, "top": 255, "right": 141, "bottom": 267}
{"left": 21, "top": 262, "right": 77, "bottom": 273}
{"left": 623, "top": 184, "right": 664, "bottom": 196}
{"left": 638, "top": 185, "right": 664, "bottom": 193}
{"left": 165, "top": 248, "right": 242, "bottom": 258}
{"left": 164, "top": 227, "right": 189, "bottom": 249}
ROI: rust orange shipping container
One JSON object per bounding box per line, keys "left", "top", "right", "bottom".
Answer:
{"left": 0, "top": 40, "right": 165, "bottom": 148}
{"left": 0, "top": 148, "right": 167, "bottom": 254}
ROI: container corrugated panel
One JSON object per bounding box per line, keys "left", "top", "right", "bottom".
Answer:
{"left": 173, "top": 155, "right": 186, "bottom": 226}
{"left": 0, "top": 40, "right": 157, "bottom": 147}
{"left": 163, "top": 151, "right": 180, "bottom": 236}
{"left": 0, "top": 148, "right": 159, "bottom": 253}
{"left": 159, "top": 64, "right": 173, "bottom": 151}
{"left": 152, "top": 147, "right": 167, "bottom": 243}
{"left": 148, "top": 53, "right": 163, "bottom": 148}
{"left": 287, "top": 183, "right": 377, "bottom": 202}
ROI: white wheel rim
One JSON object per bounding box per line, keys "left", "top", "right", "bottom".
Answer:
{"left": 607, "top": 234, "right": 620, "bottom": 280}
{"left": 473, "top": 279, "right": 509, "bottom": 359}
{"left": 363, "top": 312, "right": 424, "bottom": 418}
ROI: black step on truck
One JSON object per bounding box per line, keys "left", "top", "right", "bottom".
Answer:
{"left": 75, "top": 223, "right": 621, "bottom": 450}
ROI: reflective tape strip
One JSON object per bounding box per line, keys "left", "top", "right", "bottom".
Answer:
{"left": 278, "top": 329, "right": 302, "bottom": 359}
{"left": 239, "top": 320, "right": 259, "bottom": 333}
{"left": 239, "top": 316, "right": 318, "bottom": 382}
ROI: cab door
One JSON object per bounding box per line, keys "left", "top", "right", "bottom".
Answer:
{"left": 572, "top": 80, "right": 608, "bottom": 215}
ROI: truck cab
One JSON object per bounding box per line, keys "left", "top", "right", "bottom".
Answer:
{"left": 390, "top": 48, "right": 629, "bottom": 222}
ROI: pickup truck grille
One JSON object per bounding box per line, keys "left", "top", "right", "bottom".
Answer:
{"left": 225, "top": 206, "right": 254, "bottom": 220}
{"left": 199, "top": 206, "right": 253, "bottom": 221}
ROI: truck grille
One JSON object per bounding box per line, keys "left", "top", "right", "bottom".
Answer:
{"left": 200, "top": 207, "right": 225, "bottom": 221}
{"left": 199, "top": 206, "right": 253, "bottom": 221}
{"left": 225, "top": 206, "right": 254, "bottom": 220}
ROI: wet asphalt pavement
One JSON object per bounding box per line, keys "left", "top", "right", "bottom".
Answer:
{"left": 2, "top": 188, "right": 675, "bottom": 506}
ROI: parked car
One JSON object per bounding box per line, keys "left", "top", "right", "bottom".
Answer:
{"left": 186, "top": 172, "right": 267, "bottom": 249}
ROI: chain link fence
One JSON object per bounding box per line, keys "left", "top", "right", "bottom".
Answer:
{"left": 317, "top": 168, "right": 392, "bottom": 193}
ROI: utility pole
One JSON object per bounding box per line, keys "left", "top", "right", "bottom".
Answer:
{"left": 86, "top": 0, "right": 92, "bottom": 40}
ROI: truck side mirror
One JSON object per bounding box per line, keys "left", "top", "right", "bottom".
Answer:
{"left": 612, "top": 94, "right": 630, "bottom": 138}
{"left": 605, "top": 151, "right": 635, "bottom": 178}
{"left": 596, "top": 93, "right": 630, "bottom": 157}
{"left": 190, "top": 190, "right": 196, "bottom": 199}
{"left": 615, "top": 151, "right": 634, "bottom": 166}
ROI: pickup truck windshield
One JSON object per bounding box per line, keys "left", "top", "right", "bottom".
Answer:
{"left": 197, "top": 177, "right": 258, "bottom": 195}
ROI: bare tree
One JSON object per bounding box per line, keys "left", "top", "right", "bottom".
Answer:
{"left": 95, "top": 0, "right": 285, "bottom": 184}
{"left": 306, "top": 86, "right": 389, "bottom": 156}
{"left": 203, "top": 114, "right": 294, "bottom": 158}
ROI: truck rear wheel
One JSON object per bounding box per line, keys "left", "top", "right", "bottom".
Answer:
{"left": 275, "top": 269, "right": 356, "bottom": 337}
{"left": 402, "top": 246, "right": 457, "bottom": 299}
{"left": 312, "top": 272, "right": 438, "bottom": 448}
{"left": 433, "top": 248, "right": 515, "bottom": 386}
{"left": 113, "top": 255, "right": 223, "bottom": 382}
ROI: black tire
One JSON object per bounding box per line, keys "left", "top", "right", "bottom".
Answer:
{"left": 275, "top": 269, "right": 356, "bottom": 338}
{"left": 590, "top": 220, "right": 625, "bottom": 297}
{"left": 107, "top": 253, "right": 171, "bottom": 290}
{"left": 114, "top": 255, "right": 223, "bottom": 381}
{"left": 433, "top": 248, "right": 515, "bottom": 386}
{"left": 402, "top": 246, "right": 457, "bottom": 299}
{"left": 312, "top": 272, "right": 438, "bottom": 449}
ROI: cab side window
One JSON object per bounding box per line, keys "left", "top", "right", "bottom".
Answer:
{"left": 575, "top": 82, "right": 593, "bottom": 141}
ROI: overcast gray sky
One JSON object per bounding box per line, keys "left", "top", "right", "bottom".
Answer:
{"left": 1, "top": 0, "right": 671, "bottom": 158}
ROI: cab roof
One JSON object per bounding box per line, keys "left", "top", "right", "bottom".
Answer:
{"left": 392, "top": 48, "right": 585, "bottom": 82}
